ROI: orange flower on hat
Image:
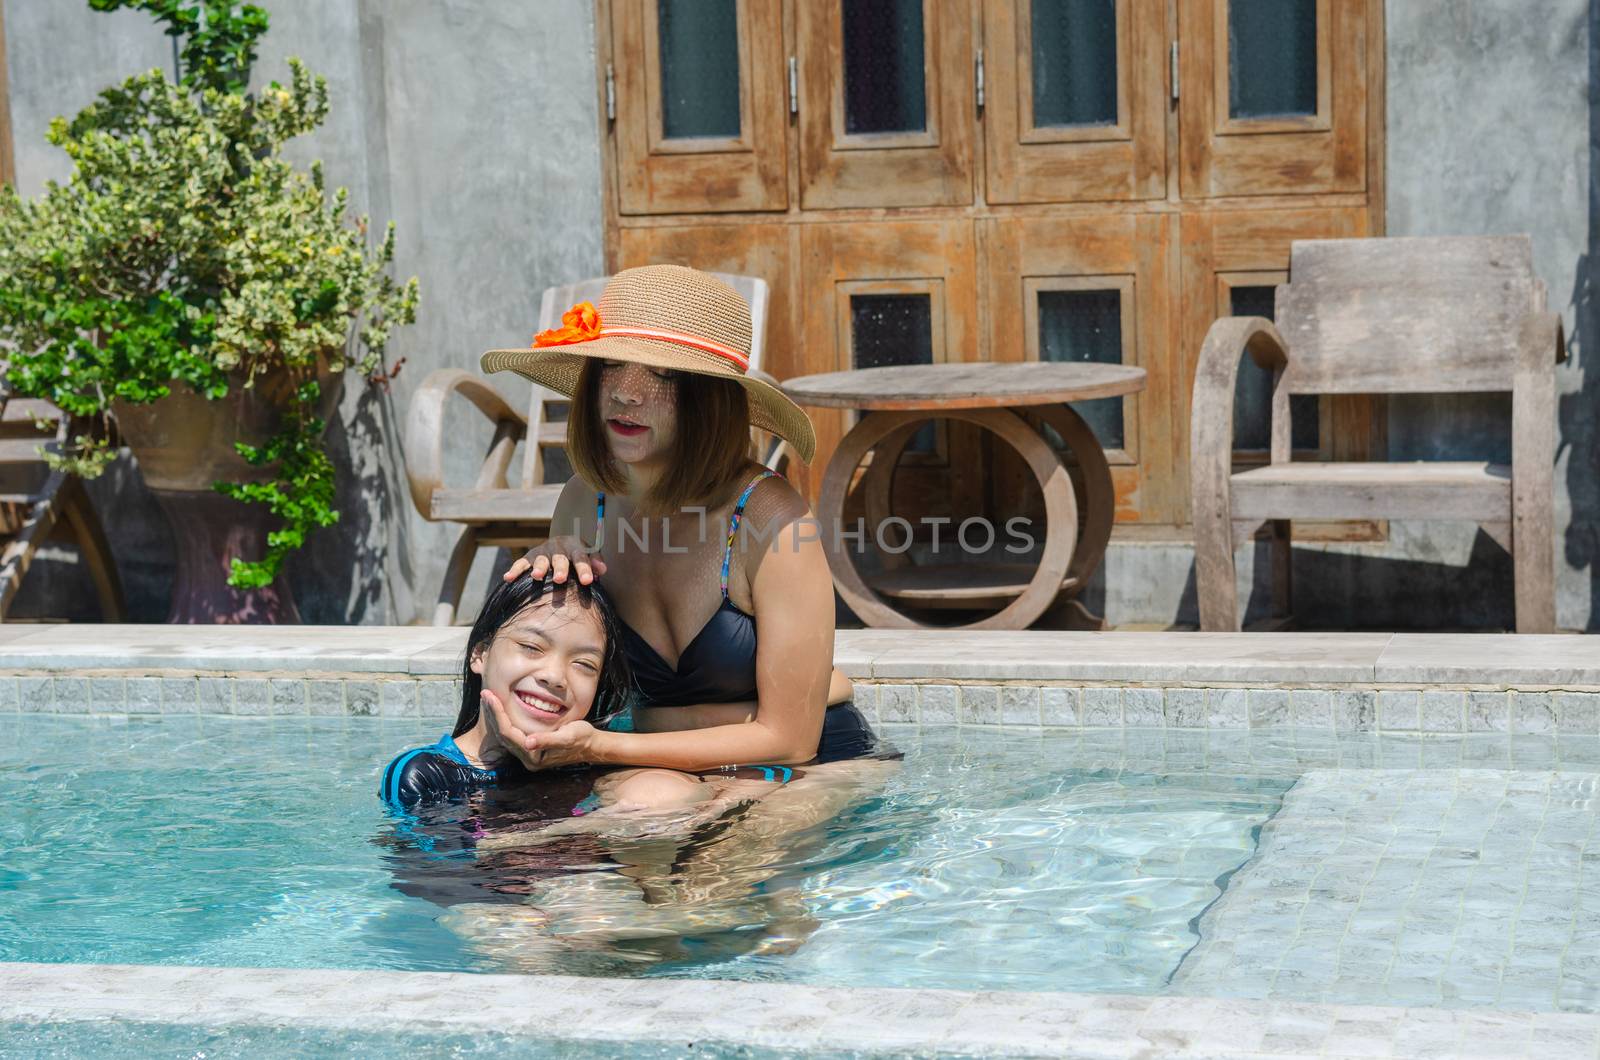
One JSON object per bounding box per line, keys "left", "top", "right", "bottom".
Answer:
{"left": 533, "top": 302, "right": 602, "bottom": 348}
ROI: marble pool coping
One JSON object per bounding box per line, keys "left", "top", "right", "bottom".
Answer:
{"left": 5, "top": 961, "right": 1599, "bottom": 1059}
{"left": 2, "top": 626, "right": 1597, "bottom": 736}
{"left": 0, "top": 625, "right": 1595, "bottom": 686}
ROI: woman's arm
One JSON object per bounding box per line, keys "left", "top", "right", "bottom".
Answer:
{"left": 519, "top": 489, "right": 835, "bottom": 770}
{"left": 631, "top": 671, "right": 851, "bottom": 733}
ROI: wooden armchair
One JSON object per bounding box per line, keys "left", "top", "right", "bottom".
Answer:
{"left": 407, "top": 273, "right": 770, "bottom": 625}
{"left": 1190, "top": 235, "right": 1559, "bottom": 633}
{"left": 0, "top": 394, "right": 124, "bottom": 621}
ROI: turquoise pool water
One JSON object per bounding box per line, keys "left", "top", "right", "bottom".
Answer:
{"left": 0, "top": 715, "right": 1289, "bottom": 994}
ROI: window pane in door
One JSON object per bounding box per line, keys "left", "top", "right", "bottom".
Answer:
{"left": 1227, "top": 0, "right": 1316, "bottom": 120}
{"left": 851, "top": 293, "right": 936, "bottom": 452}
{"left": 1038, "top": 289, "right": 1124, "bottom": 449}
{"left": 659, "top": 0, "right": 741, "bottom": 139}
{"left": 1030, "top": 0, "right": 1118, "bottom": 128}
{"left": 842, "top": 0, "right": 928, "bottom": 134}
{"left": 1229, "top": 285, "right": 1319, "bottom": 451}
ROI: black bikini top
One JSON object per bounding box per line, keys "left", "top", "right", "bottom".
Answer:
{"left": 597, "top": 470, "right": 777, "bottom": 707}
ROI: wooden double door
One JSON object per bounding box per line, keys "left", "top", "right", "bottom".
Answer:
{"left": 601, "top": 0, "right": 1384, "bottom": 527}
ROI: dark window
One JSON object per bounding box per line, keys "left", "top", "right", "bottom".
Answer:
{"left": 1031, "top": 0, "right": 1118, "bottom": 128}
{"left": 842, "top": 0, "right": 928, "bottom": 134}
{"left": 659, "top": 0, "right": 741, "bottom": 139}
{"left": 1229, "top": 285, "right": 1318, "bottom": 451}
{"left": 851, "top": 293, "right": 936, "bottom": 452}
{"left": 1038, "top": 289, "right": 1124, "bottom": 450}
{"left": 1228, "top": 0, "right": 1316, "bottom": 120}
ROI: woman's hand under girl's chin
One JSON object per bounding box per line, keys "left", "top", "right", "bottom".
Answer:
{"left": 480, "top": 688, "right": 599, "bottom": 770}
{"left": 516, "top": 719, "right": 599, "bottom": 769}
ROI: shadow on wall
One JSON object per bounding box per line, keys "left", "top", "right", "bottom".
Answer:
{"left": 1157, "top": 531, "right": 1513, "bottom": 632}
{"left": 292, "top": 384, "right": 415, "bottom": 625}
{"left": 1561, "top": 0, "right": 1600, "bottom": 631}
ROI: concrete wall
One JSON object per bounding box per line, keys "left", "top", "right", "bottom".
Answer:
{"left": 1, "top": 0, "right": 605, "bottom": 623}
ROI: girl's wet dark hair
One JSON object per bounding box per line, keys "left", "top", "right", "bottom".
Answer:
{"left": 452, "top": 574, "right": 633, "bottom": 739}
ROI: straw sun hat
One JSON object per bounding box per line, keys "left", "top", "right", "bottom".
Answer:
{"left": 481, "top": 265, "right": 816, "bottom": 464}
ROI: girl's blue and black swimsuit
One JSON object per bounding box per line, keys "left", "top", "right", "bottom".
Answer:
{"left": 382, "top": 733, "right": 506, "bottom": 807}
{"left": 382, "top": 733, "right": 596, "bottom": 811}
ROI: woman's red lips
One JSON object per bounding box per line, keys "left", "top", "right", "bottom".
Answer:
{"left": 607, "top": 418, "right": 648, "bottom": 437}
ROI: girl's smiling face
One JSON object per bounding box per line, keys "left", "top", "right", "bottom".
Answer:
{"left": 469, "top": 587, "right": 606, "bottom": 735}
{"left": 597, "top": 359, "right": 679, "bottom": 465}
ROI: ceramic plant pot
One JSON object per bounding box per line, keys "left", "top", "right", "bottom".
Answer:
{"left": 113, "top": 364, "right": 339, "bottom": 624}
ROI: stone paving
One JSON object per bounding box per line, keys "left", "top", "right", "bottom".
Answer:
{"left": 1174, "top": 769, "right": 1600, "bottom": 1015}
{"left": 4, "top": 961, "right": 1600, "bottom": 1059}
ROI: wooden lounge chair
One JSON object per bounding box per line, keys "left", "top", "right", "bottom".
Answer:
{"left": 406, "top": 273, "right": 771, "bottom": 626}
{"left": 0, "top": 394, "right": 124, "bottom": 621}
{"left": 1190, "top": 235, "right": 1559, "bottom": 633}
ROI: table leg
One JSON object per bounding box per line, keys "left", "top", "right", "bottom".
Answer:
{"left": 1023, "top": 405, "right": 1116, "bottom": 629}
{"left": 818, "top": 408, "right": 1079, "bottom": 631}
{"left": 860, "top": 420, "right": 922, "bottom": 573}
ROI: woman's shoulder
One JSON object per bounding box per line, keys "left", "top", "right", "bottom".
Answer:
{"left": 737, "top": 465, "right": 808, "bottom": 520}
{"left": 729, "top": 468, "right": 816, "bottom": 585}
{"left": 552, "top": 474, "right": 603, "bottom": 532}
{"left": 558, "top": 473, "right": 600, "bottom": 506}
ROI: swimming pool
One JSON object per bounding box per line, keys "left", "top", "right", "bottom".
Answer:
{"left": 1, "top": 714, "right": 1287, "bottom": 994}
{"left": 2, "top": 626, "right": 1599, "bottom": 1057}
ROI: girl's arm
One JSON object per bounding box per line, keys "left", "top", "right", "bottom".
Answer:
{"left": 517, "top": 492, "right": 835, "bottom": 770}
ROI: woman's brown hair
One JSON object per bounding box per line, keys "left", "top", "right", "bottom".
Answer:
{"left": 567, "top": 360, "right": 753, "bottom": 514}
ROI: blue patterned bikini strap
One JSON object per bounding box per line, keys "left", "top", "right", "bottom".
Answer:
{"left": 721, "top": 469, "right": 780, "bottom": 598}
{"left": 595, "top": 491, "right": 605, "bottom": 531}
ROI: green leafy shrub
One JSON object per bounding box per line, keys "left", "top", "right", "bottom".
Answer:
{"left": 0, "top": 1, "right": 418, "bottom": 588}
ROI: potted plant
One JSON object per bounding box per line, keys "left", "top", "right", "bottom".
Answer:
{"left": 0, "top": 0, "right": 417, "bottom": 622}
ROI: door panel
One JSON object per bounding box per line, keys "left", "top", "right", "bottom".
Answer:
{"left": 798, "top": 0, "right": 977, "bottom": 208}
{"left": 986, "top": 212, "right": 1177, "bottom": 522}
{"left": 1178, "top": 0, "right": 1370, "bottom": 198}
{"left": 612, "top": 0, "right": 788, "bottom": 214}
{"left": 983, "top": 0, "right": 1166, "bottom": 204}
{"left": 799, "top": 220, "right": 981, "bottom": 508}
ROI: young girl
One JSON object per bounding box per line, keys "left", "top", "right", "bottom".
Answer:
{"left": 380, "top": 572, "right": 630, "bottom": 808}
{"left": 381, "top": 571, "right": 732, "bottom": 816}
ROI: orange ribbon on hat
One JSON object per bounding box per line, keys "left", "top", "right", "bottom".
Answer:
{"left": 532, "top": 301, "right": 750, "bottom": 372}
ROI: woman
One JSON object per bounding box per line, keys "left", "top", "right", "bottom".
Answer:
{"left": 478, "top": 264, "right": 882, "bottom": 776}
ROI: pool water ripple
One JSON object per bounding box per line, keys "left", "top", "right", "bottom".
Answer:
{"left": 1, "top": 716, "right": 1290, "bottom": 995}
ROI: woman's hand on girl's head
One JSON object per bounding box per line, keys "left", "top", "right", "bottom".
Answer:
{"left": 503, "top": 535, "right": 607, "bottom": 586}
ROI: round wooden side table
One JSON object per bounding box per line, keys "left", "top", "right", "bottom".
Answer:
{"left": 783, "top": 361, "right": 1147, "bottom": 630}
